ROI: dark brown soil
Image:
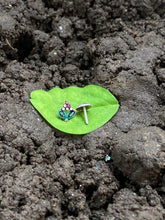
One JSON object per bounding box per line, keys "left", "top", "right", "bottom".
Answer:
{"left": 0, "top": 1, "right": 165, "bottom": 219}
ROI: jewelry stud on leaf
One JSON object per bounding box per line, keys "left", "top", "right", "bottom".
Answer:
{"left": 76, "top": 103, "right": 91, "bottom": 125}
{"left": 58, "top": 100, "right": 76, "bottom": 122}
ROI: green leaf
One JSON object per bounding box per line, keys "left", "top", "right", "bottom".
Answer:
{"left": 30, "top": 85, "right": 119, "bottom": 134}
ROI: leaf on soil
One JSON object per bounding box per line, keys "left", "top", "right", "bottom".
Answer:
{"left": 30, "top": 85, "right": 119, "bottom": 134}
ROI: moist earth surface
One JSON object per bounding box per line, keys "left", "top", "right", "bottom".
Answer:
{"left": 0, "top": 0, "right": 165, "bottom": 219}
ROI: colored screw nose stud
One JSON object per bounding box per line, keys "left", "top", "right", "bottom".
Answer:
{"left": 58, "top": 101, "right": 76, "bottom": 121}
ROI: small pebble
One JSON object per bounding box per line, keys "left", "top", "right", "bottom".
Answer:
{"left": 96, "top": 163, "right": 100, "bottom": 169}
{"left": 105, "top": 155, "right": 111, "bottom": 162}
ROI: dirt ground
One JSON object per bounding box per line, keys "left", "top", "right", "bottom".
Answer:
{"left": 0, "top": 0, "right": 165, "bottom": 219}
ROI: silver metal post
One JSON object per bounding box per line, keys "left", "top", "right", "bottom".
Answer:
{"left": 83, "top": 106, "right": 88, "bottom": 125}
